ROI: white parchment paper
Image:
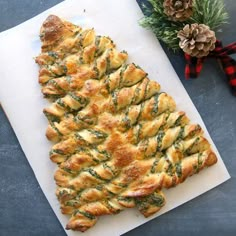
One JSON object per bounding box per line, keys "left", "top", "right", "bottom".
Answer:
{"left": 0, "top": 0, "right": 230, "bottom": 235}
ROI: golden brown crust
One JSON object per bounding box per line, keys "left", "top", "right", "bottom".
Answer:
{"left": 36, "top": 15, "right": 218, "bottom": 232}
{"left": 40, "top": 15, "right": 64, "bottom": 45}
{"left": 40, "top": 15, "right": 80, "bottom": 52}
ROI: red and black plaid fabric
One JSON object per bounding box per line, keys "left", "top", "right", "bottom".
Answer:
{"left": 184, "top": 40, "right": 236, "bottom": 96}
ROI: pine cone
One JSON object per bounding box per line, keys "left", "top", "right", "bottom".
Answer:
{"left": 163, "top": 0, "right": 193, "bottom": 21}
{"left": 177, "top": 23, "right": 216, "bottom": 58}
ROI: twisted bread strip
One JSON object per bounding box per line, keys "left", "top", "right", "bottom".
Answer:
{"left": 121, "top": 149, "right": 216, "bottom": 197}
{"left": 48, "top": 106, "right": 187, "bottom": 167}
{"left": 56, "top": 147, "right": 215, "bottom": 212}
{"left": 45, "top": 90, "right": 173, "bottom": 145}
{"left": 37, "top": 16, "right": 121, "bottom": 93}
{"left": 43, "top": 63, "right": 149, "bottom": 118}
{"left": 39, "top": 48, "right": 127, "bottom": 98}
{"left": 65, "top": 190, "right": 165, "bottom": 232}
{"left": 124, "top": 111, "right": 189, "bottom": 144}
{"left": 61, "top": 149, "right": 215, "bottom": 231}
{"left": 50, "top": 111, "right": 188, "bottom": 163}
{"left": 54, "top": 122, "right": 207, "bottom": 193}
{"left": 45, "top": 72, "right": 161, "bottom": 142}
{"left": 53, "top": 126, "right": 212, "bottom": 224}
{"left": 48, "top": 103, "right": 177, "bottom": 164}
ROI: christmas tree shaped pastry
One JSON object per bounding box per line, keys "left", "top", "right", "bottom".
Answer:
{"left": 36, "top": 15, "right": 217, "bottom": 232}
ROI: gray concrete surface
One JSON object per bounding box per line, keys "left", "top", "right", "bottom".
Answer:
{"left": 0, "top": 0, "right": 235, "bottom": 235}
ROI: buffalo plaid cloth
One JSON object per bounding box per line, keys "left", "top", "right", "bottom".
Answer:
{"left": 184, "top": 40, "right": 236, "bottom": 96}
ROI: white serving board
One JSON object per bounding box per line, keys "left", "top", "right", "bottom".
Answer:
{"left": 0, "top": 0, "right": 230, "bottom": 235}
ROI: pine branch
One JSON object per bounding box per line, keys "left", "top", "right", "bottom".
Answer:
{"left": 189, "top": 0, "right": 229, "bottom": 29}
{"left": 139, "top": 0, "right": 185, "bottom": 50}
{"left": 139, "top": 0, "right": 229, "bottom": 51}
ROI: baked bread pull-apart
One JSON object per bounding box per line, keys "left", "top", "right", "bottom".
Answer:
{"left": 36, "top": 15, "right": 217, "bottom": 232}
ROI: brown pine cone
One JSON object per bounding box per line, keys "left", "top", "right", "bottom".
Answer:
{"left": 163, "top": 0, "right": 193, "bottom": 21}
{"left": 177, "top": 23, "right": 216, "bottom": 58}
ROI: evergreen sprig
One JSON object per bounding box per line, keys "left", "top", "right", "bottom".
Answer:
{"left": 189, "top": 0, "right": 229, "bottom": 29}
{"left": 139, "top": 0, "right": 229, "bottom": 51}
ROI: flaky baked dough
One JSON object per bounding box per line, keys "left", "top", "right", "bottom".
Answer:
{"left": 36, "top": 15, "right": 217, "bottom": 232}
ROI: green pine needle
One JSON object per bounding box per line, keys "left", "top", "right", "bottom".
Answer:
{"left": 189, "top": 0, "right": 229, "bottom": 29}
{"left": 139, "top": 0, "right": 229, "bottom": 51}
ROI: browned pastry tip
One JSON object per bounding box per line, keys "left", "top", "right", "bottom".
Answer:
{"left": 205, "top": 150, "right": 218, "bottom": 166}
{"left": 66, "top": 212, "right": 97, "bottom": 232}
{"left": 40, "top": 15, "right": 77, "bottom": 51}
{"left": 179, "top": 150, "right": 217, "bottom": 183}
